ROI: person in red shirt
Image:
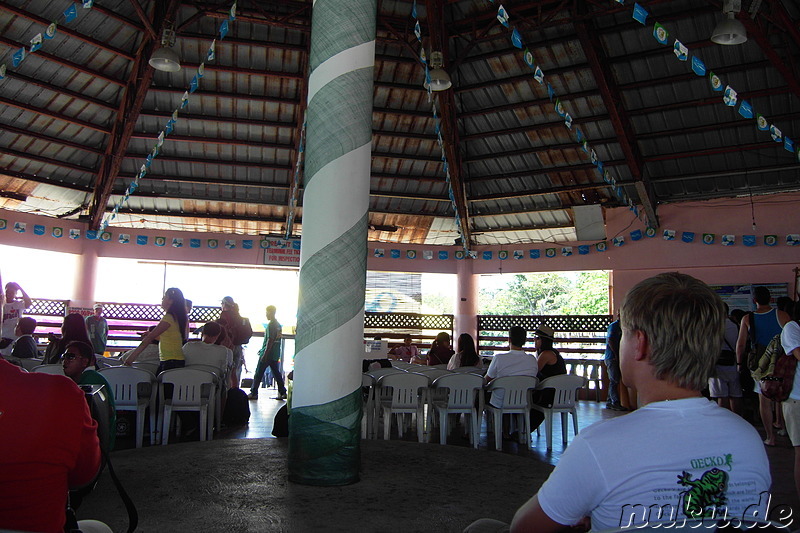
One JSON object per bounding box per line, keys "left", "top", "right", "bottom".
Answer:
{"left": 0, "top": 357, "right": 101, "bottom": 532}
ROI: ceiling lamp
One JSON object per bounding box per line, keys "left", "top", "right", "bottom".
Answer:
{"left": 424, "top": 51, "right": 452, "bottom": 91}
{"left": 149, "top": 24, "right": 181, "bottom": 72}
{"left": 711, "top": 0, "right": 747, "bottom": 45}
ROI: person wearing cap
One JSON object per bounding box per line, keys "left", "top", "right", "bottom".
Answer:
{"left": 85, "top": 303, "right": 109, "bottom": 357}
{"left": 529, "top": 324, "right": 568, "bottom": 431}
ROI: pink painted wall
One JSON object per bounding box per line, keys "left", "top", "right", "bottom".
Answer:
{"left": 1, "top": 191, "right": 798, "bottom": 309}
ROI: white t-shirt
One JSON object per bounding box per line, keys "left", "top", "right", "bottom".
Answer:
{"left": 0, "top": 301, "right": 26, "bottom": 356}
{"left": 485, "top": 349, "right": 538, "bottom": 407}
{"left": 183, "top": 341, "right": 232, "bottom": 375}
{"left": 537, "top": 398, "right": 771, "bottom": 531}
{"left": 780, "top": 321, "right": 800, "bottom": 401}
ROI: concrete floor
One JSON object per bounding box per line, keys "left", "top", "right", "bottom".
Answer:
{"left": 85, "top": 387, "right": 798, "bottom": 532}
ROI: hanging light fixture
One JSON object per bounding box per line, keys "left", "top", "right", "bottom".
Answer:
{"left": 424, "top": 51, "right": 452, "bottom": 91}
{"left": 149, "top": 23, "right": 181, "bottom": 72}
{"left": 711, "top": 0, "right": 747, "bottom": 45}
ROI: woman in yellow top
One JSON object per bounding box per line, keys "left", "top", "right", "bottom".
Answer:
{"left": 124, "top": 287, "right": 189, "bottom": 374}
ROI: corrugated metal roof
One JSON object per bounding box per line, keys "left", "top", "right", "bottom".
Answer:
{"left": 1, "top": 0, "right": 798, "bottom": 246}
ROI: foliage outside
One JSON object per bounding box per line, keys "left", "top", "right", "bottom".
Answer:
{"left": 478, "top": 271, "right": 610, "bottom": 316}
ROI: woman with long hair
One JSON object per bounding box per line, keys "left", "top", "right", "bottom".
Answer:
{"left": 426, "top": 331, "right": 455, "bottom": 366}
{"left": 44, "top": 312, "right": 92, "bottom": 364}
{"left": 124, "top": 287, "right": 188, "bottom": 373}
{"left": 447, "top": 333, "right": 482, "bottom": 370}
{"left": 530, "top": 324, "right": 567, "bottom": 430}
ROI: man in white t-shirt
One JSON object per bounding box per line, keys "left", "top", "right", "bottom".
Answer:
{"left": 780, "top": 310, "right": 800, "bottom": 503}
{"left": 484, "top": 326, "right": 538, "bottom": 408}
{"left": 183, "top": 321, "right": 233, "bottom": 378}
{"left": 468, "top": 273, "right": 771, "bottom": 533}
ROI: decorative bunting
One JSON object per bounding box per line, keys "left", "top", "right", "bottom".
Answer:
{"left": 722, "top": 234, "right": 735, "bottom": 246}
{"left": 578, "top": 245, "right": 589, "bottom": 255}
{"left": 723, "top": 86, "right": 737, "bottom": 107}
{"left": 154, "top": 236, "right": 166, "bottom": 247}
{"left": 511, "top": 28, "right": 524, "bottom": 48}
{"left": 530, "top": 249, "right": 540, "bottom": 259}
{"left": 673, "top": 40, "right": 688, "bottom": 61}
{"left": 743, "top": 235, "right": 756, "bottom": 247}
{"left": 172, "top": 238, "right": 183, "bottom": 248}
{"left": 632, "top": 3, "right": 648, "bottom": 24}
{"left": 208, "top": 239, "right": 219, "bottom": 249}
{"left": 545, "top": 248, "right": 556, "bottom": 258}
{"left": 52, "top": 227, "right": 63, "bottom": 238}
{"left": 561, "top": 247, "right": 573, "bottom": 256}
{"left": 764, "top": 235, "right": 777, "bottom": 247}
{"left": 596, "top": 241, "right": 608, "bottom": 252}
{"left": 64, "top": 4, "right": 78, "bottom": 22}
{"left": 613, "top": 236, "right": 625, "bottom": 247}
{"left": 406, "top": 250, "right": 417, "bottom": 259}
{"left": 691, "top": 56, "right": 706, "bottom": 77}
{"left": 483, "top": 251, "right": 493, "bottom": 260}
{"left": 496, "top": 5, "right": 510, "bottom": 27}
{"left": 118, "top": 233, "right": 130, "bottom": 244}
{"left": 423, "top": 250, "right": 434, "bottom": 260}
{"left": 756, "top": 114, "right": 769, "bottom": 131}
{"left": 652, "top": 23, "right": 668, "bottom": 45}
{"left": 702, "top": 233, "right": 715, "bottom": 245}
{"left": 513, "top": 250, "right": 524, "bottom": 259}
{"left": 681, "top": 231, "right": 695, "bottom": 243}
{"left": 787, "top": 235, "right": 800, "bottom": 246}
{"left": 709, "top": 72, "right": 723, "bottom": 91}
{"left": 738, "top": 101, "right": 753, "bottom": 119}
{"left": 663, "top": 229, "right": 676, "bottom": 240}
{"left": 630, "top": 229, "right": 642, "bottom": 241}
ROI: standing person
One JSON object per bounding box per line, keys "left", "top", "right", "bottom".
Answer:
{"left": 604, "top": 317, "right": 625, "bottom": 411}
{"left": 447, "top": 333, "right": 482, "bottom": 369}
{"left": 484, "top": 326, "right": 538, "bottom": 408}
{"left": 388, "top": 335, "right": 419, "bottom": 363}
{"left": 218, "top": 296, "right": 245, "bottom": 386}
{"left": 124, "top": 287, "right": 188, "bottom": 374}
{"left": 1, "top": 281, "right": 32, "bottom": 357}
{"left": 736, "top": 285, "right": 790, "bottom": 446}
{"left": 426, "top": 331, "right": 455, "bottom": 366}
{"left": 249, "top": 305, "right": 286, "bottom": 400}
{"left": 85, "top": 303, "right": 109, "bottom": 357}
{"left": 780, "top": 304, "right": 800, "bottom": 502}
{"left": 708, "top": 303, "right": 742, "bottom": 415}
{"left": 468, "top": 273, "right": 771, "bottom": 532}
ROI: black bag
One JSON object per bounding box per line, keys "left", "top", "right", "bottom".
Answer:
{"left": 272, "top": 404, "right": 289, "bottom": 437}
{"left": 233, "top": 317, "right": 253, "bottom": 345}
{"left": 222, "top": 388, "right": 251, "bottom": 426}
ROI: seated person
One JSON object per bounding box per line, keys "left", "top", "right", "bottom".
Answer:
{"left": 388, "top": 335, "right": 419, "bottom": 363}
{"left": 468, "top": 273, "right": 771, "bottom": 532}
{"left": 447, "top": 333, "right": 482, "bottom": 370}
{"left": 0, "top": 354, "right": 101, "bottom": 532}
{"left": 484, "top": 326, "right": 537, "bottom": 408}
{"left": 183, "top": 321, "right": 233, "bottom": 379}
{"left": 62, "top": 340, "right": 117, "bottom": 451}
{"left": 8, "top": 316, "right": 40, "bottom": 361}
{"left": 530, "top": 325, "right": 567, "bottom": 430}
{"left": 120, "top": 325, "right": 160, "bottom": 364}
{"left": 426, "top": 331, "right": 455, "bottom": 366}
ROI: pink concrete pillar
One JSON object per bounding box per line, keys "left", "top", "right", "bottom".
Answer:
{"left": 73, "top": 239, "right": 100, "bottom": 307}
{"left": 455, "top": 258, "right": 478, "bottom": 342}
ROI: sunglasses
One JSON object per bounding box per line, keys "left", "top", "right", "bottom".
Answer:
{"left": 61, "top": 352, "right": 85, "bottom": 361}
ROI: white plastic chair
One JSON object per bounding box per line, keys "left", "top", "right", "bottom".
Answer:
{"left": 484, "top": 375, "right": 539, "bottom": 450}
{"left": 531, "top": 374, "right": 587, "bottom": 450}
{"left": 430, "top": 373, "right": 484, "bottom": 448}
{"left": 32, "top": 363, "right": 66, "bottom": 375}
{"left": 361, "top": 373, "right": 376, "bottom": 439}
{"left": 99, "top": 366, "right": 158, "bottom": 448}
{"left": 18, "top": 357, "right": 44, "bottom": 371}
{"left": 451, "top": 365, "right": 483, "bottom": 373}
{"left": 158, "top": 368, "right": 216, "bottom": 445}
{"left": 186, "top": 363, "right": 226, "bottom": 433}
{"left": 365, "top": 367, "right": 403, "bottom": 380}
{"left": 131, "top": 360, "right": 160, "bottom": 375}
{"left": 412, "top": 367, "right": 451, "bottom": 380}
{"left": 377, "top": 372, "right": 431, "bottom": 442}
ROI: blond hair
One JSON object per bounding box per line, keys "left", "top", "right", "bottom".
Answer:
{"left": 620, "top": 272, "right": 725, "bottom": 391}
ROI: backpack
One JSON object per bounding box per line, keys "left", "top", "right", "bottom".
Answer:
{"left": 222, "top": 388, "right": 251, "bottom": 426}
{"left": 757, "top": 330, "right": 798, "bottom": 402}
{"left": 232, "top": 317, "right": 253, "bottom": 345}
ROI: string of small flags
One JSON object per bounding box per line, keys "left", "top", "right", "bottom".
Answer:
{"left": 99, "top": 3, "right": 238, "bottom": 232}
{"left": 616, "top": 0, "right": 798, "bottom": 162}
{"left": 0, "top": 0, "right": 96, "bottom": 81}
{"left": 2, "top": 217, "right": 796, "bottom": 256}
{"left": 410, "top": 0, "right": 471, "bottom": 254}
{"left": 485, "top": 1, "right": 650, "bottom": 228}
{"left": 284, "top": 113, "right": 307, "bottom": 239}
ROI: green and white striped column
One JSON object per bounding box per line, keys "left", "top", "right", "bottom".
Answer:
{"left": 288, "top": 0, "right": 377, "bottom": 486}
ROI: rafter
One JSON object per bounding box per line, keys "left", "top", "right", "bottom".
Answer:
{"left": 573, "top": 5, "right": 658, "bottom": 227}
{"left": 88, "top": 1, "right": 183, "bottom": 229}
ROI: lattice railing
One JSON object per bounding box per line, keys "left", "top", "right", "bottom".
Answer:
{"left": 478, "top": 315, "right": 613, "bottom": 333}
{"left": 28, "top": 299, "right": 68, "bottom": 317}
{"left": 364, "top": 312, "right": 453, "bottom": 331}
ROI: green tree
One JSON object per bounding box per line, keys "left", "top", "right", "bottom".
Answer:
{"left": 479, "top": 273, "right": 571, "bottom": 315}
{"left": 479, "top": 271, "right": 609, "bottom": 315}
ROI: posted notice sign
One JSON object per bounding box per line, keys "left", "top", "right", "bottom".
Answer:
{"left": 263, "top": 238, "right": 301, "bottom": 267}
